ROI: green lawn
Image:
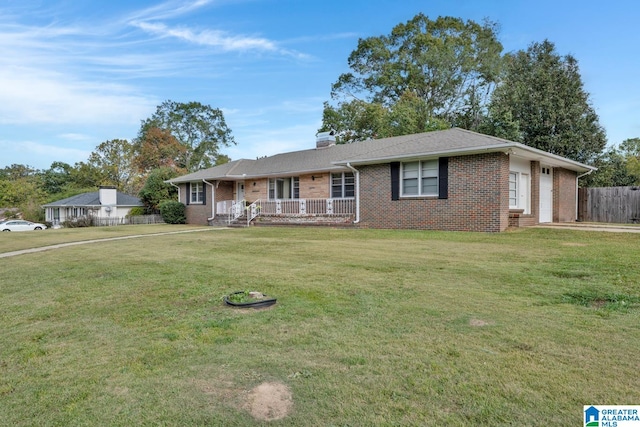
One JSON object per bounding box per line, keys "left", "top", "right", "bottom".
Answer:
{"left": 1, "top": 226, "right": 638, "bottom": 426}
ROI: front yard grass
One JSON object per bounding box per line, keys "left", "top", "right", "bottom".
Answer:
{"left": 0, "top": 227, "right": 638, "bottom": 425}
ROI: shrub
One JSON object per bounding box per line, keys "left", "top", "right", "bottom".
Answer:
{"left": 62, "top": 217, "right": 94, "bottom": 228}
{"left": 159, "top": 200, "right": 186, "bottom": 224}
{"left": 127, "top": 207, "right": 146, "bottom": 217}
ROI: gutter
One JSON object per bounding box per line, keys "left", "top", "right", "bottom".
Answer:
{"left": 345, "top": 162, "right": 360, "bottom": 224}
{"left": 169, "top": 182, "right": 180, "bottom": 203}
{"left": 575, "top": 169, "right": 594, "bottom": 221}
{"left": 203, "top": 179, "right": 215, "bottom": 221}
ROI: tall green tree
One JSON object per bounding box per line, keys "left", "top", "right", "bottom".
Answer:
{"left": 323, "top": 14, "right": 503, "bottom": 140}
{"left": 138, "top": 167, "right": 179, "bottom": 212}
{"left": 482, "top": 40, "right": 606, "bottom": 164}
{"left": 87, "top": 139, "right": 136, "bottom": 192}
{"left": 321, "top": 92, "right": 450, "bottom": 143}
{"left": 41, "top": 161, "right": 74, "bottom": 194}
{"left": 0, "top": 164, "right": 39, "bottom": 180}
{"left": 138, "top": 101, "right": 235, "bottom": 172}
{"left": 620, "top": 137, "right": 640, "bottom": 184}
{"left": 133, "top": 127, "right": 187, "bottom": 174}
{"left": 583, "top": 146, "right": 635, "bottom": 187}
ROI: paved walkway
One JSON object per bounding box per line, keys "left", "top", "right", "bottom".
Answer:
{"left": 0, "top": 227, "right": 228, "bottom": 259}
{"left": 532, "top": 222, "right": 640, "bottom": 233}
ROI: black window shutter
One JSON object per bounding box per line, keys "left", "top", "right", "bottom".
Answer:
{"left": 186, "top": 183, "right": 190, "bottom": 205}
{"left": 438, "top": 157, "right": 449, "bottom": 199}
{"left": 202, "top": 182, "right": 207, "bottom": 204}
{"left": 390, "top": 162, "right": 400, "bottom": 201}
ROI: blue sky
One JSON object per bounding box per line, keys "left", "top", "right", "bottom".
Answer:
{"left": 1, "top": 0, "right": 639, "bottom": 170}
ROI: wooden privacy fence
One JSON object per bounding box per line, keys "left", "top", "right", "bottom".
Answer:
{"left": 578, "top": 186, "right": 640, "bottom": 223}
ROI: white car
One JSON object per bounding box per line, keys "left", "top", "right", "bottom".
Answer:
{"left": 0, "top": 220, "right": 47, "bottom": 232}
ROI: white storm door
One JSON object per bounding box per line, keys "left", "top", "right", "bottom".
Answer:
{"left": 236, "top": 182, "right": 245, "bottom": 201}
{"left": 539, "top": 166, "right": 553, "bottom": 223}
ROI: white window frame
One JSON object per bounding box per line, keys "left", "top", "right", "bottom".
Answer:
{"left": 268, "top": 177, "right": 299, "bottom": 200}
{"left": 331, "top": 172, "right": 355, "bottom": 198}
{"left": 509, "top": 172, "right": 518, "bottom": 208}
{"left": 509, "top": 171, "right": 530, "bottom": 213}
{"left": 190, "top": 182, "right": 204, "bottom": 204}
{"left": 401, "top": 159, "right": 439, "bottom": 197}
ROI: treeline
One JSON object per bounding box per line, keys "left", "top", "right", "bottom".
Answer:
{"left": 0, "top": 101, "right": 234, "bottom": 221}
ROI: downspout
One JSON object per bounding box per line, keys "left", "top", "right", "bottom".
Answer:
{"left": 203, "top": 179, "right": 215, "bottom": 221}
{"left": 346, "top": 163, "right": 360, "bottom": 224}
{"left": 169, "top": 182, "right": 180, "bottom": 203}
{"left": 576, "top": 169, "right": 594, "bottom": 221}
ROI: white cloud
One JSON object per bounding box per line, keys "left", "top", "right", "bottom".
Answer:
{"left": 58, "top": 133, "right": 93, "bottom": 141}
{"left": 0, "top": 67, "right": 156, "bottom": 126}
{"left": 124, "top": 0, "right": 215, "bottom": 23}
{"left": 226, "top": 121, "right": 322, "bottom": 161}
{"left": 133, "top": 21, "right": 276, "bottom": 51}
{"left": 0, "top": 139, "right": 91, "bottom": 168}
{"left": 130, "top": 20, "right": 308, "bottom": 59}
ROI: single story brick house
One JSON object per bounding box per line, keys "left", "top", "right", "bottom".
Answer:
{"left": 43, "top": 186, "right": 143, "bottom": 226}
{"left": 167, "top": 128, "right": 595, "bottom": 232}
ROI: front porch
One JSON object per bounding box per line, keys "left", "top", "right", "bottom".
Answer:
{"left": 214, "top": 198, "right": 356, "bottom": 227}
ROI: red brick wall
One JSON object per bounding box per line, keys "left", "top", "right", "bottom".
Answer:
{"left": 245, "top": 179, "right": 267, "bottom": 202}
{"left": 530, "top": 161, "right": 540, "bottom": 222}
{"left": 179, "top": 181, "right": 235, "bottom": 225}
{"left": 300, "top": 173, "right": 330, "bottom": 199}
{"left": 553, "top": 168, "right": 578, "bottom": 222}
{"left": 357, "top": 153, "right": 510, "bottom": 232}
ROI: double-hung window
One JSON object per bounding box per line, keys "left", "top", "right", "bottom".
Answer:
{"left": 401, "top": 160, "right": 438, "bottom": 196}
{"left": 268, "top": 177, "right": 299, "bottom": 199}
{"left": 331, "top": 172, "right": 355, "bottom": 198}
{"left": 508, "top": 171, "right": 530, "bottom": 213}
{"left": 509, "top": 172, "right": 518, "bottom": 208}
{"left": 190, "top": 182, "right": 204, "bottom": 204}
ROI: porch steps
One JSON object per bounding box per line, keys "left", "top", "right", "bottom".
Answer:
{"left": 207, "top": 214, "right": 247, "bottom": 228}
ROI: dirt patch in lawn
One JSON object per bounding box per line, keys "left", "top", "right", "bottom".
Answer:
{"left": 244, "top": 381, "right": 293, "bottom": 421}
{"left": 469, "top": 318, "right": 493, "bottom": 327}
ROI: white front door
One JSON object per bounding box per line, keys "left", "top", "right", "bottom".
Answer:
{"left": 539, "top": 166, "right": 553, "bottom": 223}
{"left": 236, "top": 182, "right": 245, "bottom": 202}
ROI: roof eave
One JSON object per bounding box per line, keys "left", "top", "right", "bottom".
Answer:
{"left": 335, "top": 142, "right": 596, "bottom": 173}
{"left": 168, "top": 165, "right": 350, "bottom": 182}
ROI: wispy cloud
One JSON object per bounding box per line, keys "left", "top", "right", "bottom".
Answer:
{"left": 0, "top": 139, "right": 92, "bottom": 167}
{"left": 124, "top": 0, "right": 215, "bottom": 23}
{"left": 125, "top": 0, "right": 307, "bottom": 58}
{"left": 132, "top": 21, "right": 278, "bottom": 52}
{"left": 0, "top": 66, "right": 155, "bottom": 126}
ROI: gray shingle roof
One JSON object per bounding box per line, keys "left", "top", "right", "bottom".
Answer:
{"left": 43, "top": 191, "right": 142, "bottom": 207}
{"left": 169, "top": 128, "right": 594, "bottom": 183}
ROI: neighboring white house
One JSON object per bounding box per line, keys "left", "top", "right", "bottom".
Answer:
{"left": 42, "top": 186, "right": 143, "bottom": 226}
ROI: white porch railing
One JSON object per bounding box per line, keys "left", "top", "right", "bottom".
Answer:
{"left": 216, "top": 198, "right": 355, "bottom": 225}
{"left": 223, "top": 200, "right": 246, "bottom": 224}
{"left": 247, "top": 199, "right": 354, "bottom": 216}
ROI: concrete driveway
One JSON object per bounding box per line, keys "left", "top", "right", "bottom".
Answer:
{"left": 533, "top": 222, "right": 640, "bottom": 233}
